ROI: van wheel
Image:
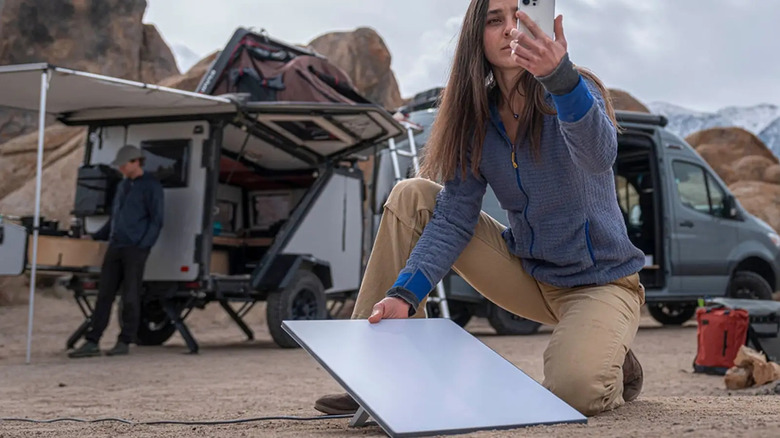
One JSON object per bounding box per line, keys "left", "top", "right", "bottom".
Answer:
{"left": 728, "top": 271, "right": 773, "bottom": 300}
{"left": 266, "top": 270, "right": 327, "bottom": 348}
{"left": 487, "top": 303, "right": 541, "bottom": 335}
{"left": 647, "top": 303, "right": 696, "bottom": 325}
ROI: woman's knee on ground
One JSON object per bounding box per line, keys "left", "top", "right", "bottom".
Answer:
{"left": 384, "top": 178, "right": 441, "bottom": 217}
{"left": 545, "top": 363, "right": 623, "bottom": 416}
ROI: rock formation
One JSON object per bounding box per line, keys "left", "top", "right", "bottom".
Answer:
{"left": 609, "top": 89, "right": 650, "bottom": 113}
{"left": 0, "top": 0, "right": 179, "bottom": 142}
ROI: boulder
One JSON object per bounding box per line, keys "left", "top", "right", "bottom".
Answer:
{"left": 608, "top": 89, "right": 650, "bottom": 113}
{"left": 0, "top": 131, "right": 86, "bottom": 226}
{"left": 159, "top": 51, "right": 219, "bottom": 92}
{"left": 733, "top": 155, "right": 776, "bottom": 182}
{"left": 687, "top": 127, "right": 778, "bottom": 165}
{"left": 0, "top": 125, "right": 84, "bottom": 200}
{"left": 729, "top": 181, "right": 780, "bottom": 232}
{"left": 0, "top": 0, "right": 179, "bottom": 142}
{"left": 765, "top": 165, "right": 780, "bottom": 185}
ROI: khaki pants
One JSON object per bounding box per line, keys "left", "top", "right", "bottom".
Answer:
{"left": 353, "top": 178, "right": 645, "bottom": 416}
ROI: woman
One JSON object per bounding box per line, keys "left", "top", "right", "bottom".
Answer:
{"left": 316, "top": 0, "right": 646, "bottom": 417}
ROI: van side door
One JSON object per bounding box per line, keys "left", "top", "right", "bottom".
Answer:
{"left": 667, "top": 158, "right": 736, "bottom": 296}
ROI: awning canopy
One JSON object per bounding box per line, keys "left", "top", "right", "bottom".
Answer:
{"left": 0, "top": 63, "right": 236, "bottom": 123}
{"left": 0, "top": 63, "right": 407, "bottom": 364}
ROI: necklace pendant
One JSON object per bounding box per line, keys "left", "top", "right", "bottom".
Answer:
{"left": 513, "top": 113, "right": 519, "bottom": 120}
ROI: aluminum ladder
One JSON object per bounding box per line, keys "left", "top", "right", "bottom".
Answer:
{"left": 387, "top": 119, "right": 451, "bottom": 319}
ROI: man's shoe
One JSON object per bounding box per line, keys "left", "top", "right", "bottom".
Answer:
{"left": 105, "top": 342, "right": 129, "bottom": 356}
{"left": 622, "top": 349, "right": 643, "bottom": 402}
{"left": 68, "top": 341, "right": 101, "bottom": 358}
{"left": 314, "top": 393, "right": 359, "bottom": 415}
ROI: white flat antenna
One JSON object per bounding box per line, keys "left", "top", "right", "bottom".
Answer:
{"left": 283, "top": 319, "right": 586, "bottom": 437}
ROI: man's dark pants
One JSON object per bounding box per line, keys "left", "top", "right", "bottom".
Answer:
{"left": 85, "top": 245, "right": 150, "bottom": 344}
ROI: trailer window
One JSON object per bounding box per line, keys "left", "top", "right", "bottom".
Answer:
{"left": 214, "top": 200, "right": 236, "bottom": 234}
{"left": 250, "top": 191, "right": 291, "bottom": 230}
{"left": 140, "top": 139, "right": 190, "bottom": 188}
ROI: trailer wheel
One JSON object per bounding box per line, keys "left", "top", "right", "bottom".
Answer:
{"left": 266, "top": 270, "right": 327, "bottom": 348}
{"left": 136, "top": 299, "right": 177, "bottom": 346}
{"left": 487, "top": 303, "right": 541, "bottom": 335}
{"left": 647, "top": 302, "right": 696, "bottom": 325}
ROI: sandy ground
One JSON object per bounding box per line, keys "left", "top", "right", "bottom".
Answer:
{"left": 1, "top": 293, "right": 779, "bottom": 438}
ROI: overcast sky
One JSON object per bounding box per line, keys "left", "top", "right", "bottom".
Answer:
{"left": 144, "top": 0, "right": 779, "bottom": 113}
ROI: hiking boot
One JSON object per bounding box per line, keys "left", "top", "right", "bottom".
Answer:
{"left": 314, "top": 393, "right": 359, "bottom": 415}
{"left": 105, "top": 341, "right": 129, "bottom": 356}
{"left": 622, "top": 349, "right": 643, "bottom": 402}
{"left": 68, "top": 341, "right": 101, "bottom": 358}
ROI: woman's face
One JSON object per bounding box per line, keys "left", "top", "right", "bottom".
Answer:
{"left": 483, "top": 0, "right": 521, "bottom": 72}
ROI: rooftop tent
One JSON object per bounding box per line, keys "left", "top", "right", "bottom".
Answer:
{"left": 195, "top": 28, "right": 372, "bottom": 106}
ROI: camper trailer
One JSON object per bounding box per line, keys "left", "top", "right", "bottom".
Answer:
{"left": 0, "top": 54, "right": 403, "bottom": 352}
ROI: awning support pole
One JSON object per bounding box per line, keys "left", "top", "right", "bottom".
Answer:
{"left": 26, "top": 69, "right": 49, "bottom": 365}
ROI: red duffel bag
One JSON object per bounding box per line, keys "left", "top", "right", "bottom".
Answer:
{"left": 693, "top": 307, "right": 749, "bottom": 375}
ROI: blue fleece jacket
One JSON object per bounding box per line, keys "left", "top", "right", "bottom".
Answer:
{"left": 389, "top": 71, "right": 645, "bottom": 309}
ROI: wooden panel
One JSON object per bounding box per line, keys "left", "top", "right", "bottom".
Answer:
{"left": 210, "top": 250, "right": 230, "bottom": 275}
{"left": 212, "top": 236, "right": 273, "bottom": 247}
{"left": 28, "top": 235, "right": 107, "bottom": 268}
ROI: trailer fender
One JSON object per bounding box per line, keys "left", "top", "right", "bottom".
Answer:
{"left": 250, "top": 254, "right": 332, "bottom": 292}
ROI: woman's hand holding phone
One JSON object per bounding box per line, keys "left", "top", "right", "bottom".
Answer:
{"left": 509, "top": 12, "right": 568, "bottom": 77}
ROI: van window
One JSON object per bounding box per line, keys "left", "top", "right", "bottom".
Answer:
{"left": 706, "top": 173, "right": 727, "bottom": 217}
{"left": 140, "top": 139, "right": 191, "bottom": 188}
{"left": 672, "top": 161, "right": 726, "bottom": 217}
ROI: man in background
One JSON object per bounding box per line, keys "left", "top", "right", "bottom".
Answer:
{"left": 69, "top": 145, "right": 164, "bottom": 358}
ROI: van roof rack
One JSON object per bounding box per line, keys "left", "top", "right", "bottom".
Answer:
{"left": 398, "top": 87, "right": 444, "bottom": 114}
{"left": 615, "top": 111, "right": 668, "bottom": 128}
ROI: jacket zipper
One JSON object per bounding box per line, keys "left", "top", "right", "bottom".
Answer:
{"left": 511, "top": 149, "right": 535, "bottom": 259}
{"left": 490, "top": 111, "right": 536, "bottom": 260}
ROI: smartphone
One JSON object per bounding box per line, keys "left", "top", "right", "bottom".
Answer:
{"left": 517, "top": 0, "right": 556, "bottom": 40}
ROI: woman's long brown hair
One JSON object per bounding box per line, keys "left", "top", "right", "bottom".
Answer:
{"left": 418, "top": 0, "right": 618, "bottom": 183}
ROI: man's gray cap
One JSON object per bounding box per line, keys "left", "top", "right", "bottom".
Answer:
{"left": 112, "top": 145, "right": 144, "bottom": 166}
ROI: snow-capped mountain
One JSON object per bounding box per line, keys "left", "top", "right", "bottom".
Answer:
{"left": 718, "top": 104, "right": 780, "bottom": 134}
{"left": 760, "top": 118, "right": 780, "bottom": 155}
{"left": 647, "top": 102, "right": 733, "bottom": 139}
{"left": 646, "top": 102, "right": 780, "bottom": 157}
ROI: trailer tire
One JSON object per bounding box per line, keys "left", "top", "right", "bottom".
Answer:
{"left": 266, "top": 270, "right": 327, "bottom": 348}
{"left": 487, "top": 303, "right": 541, "bottom": 336}
{"left": 119, "top": 298, "right": 177, "bottom": 346}
{"left": 135, "top": 299, "right": 177, "bottom": 346}
{"left": 647, "top": 302, "right": 696, "bottom": 325}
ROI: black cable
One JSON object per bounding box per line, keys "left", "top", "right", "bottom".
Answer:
{"left": 1, "top": 414, "right": 353, "bottom": 426}
{"left": 2, "top": 417, "right": 133, "bottom": 425}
